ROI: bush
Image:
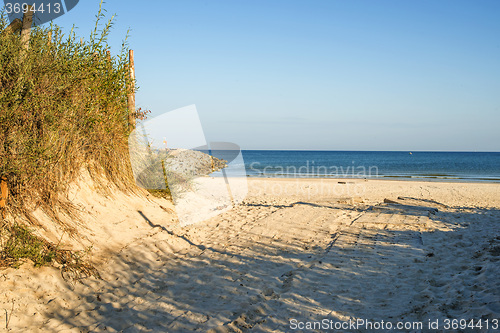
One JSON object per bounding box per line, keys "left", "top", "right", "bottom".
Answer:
{"left": 0, "top": 222, "right": 101, "bottom": 279}
{"left": 0, "top": 223, "right": 56, "bottom": 267}
{"left": 0, "top": 3, "right": 143, "bottom": 218}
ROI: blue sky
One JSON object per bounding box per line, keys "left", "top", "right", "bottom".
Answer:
{"left": 51, "top": 1, "right": 500, "bottom": 151}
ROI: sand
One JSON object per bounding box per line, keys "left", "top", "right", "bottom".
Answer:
{"left": 1, "top": 177, "right": 499, "bottom": 332}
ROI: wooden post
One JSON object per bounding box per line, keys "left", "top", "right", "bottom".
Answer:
{"left": 0, "top": 18, "right": 22, "bottom": 36}
{"left": 127, "top": 49, "right": 136, "bottom": 130}
{"left": 20, "top": 5, "right": 35, "bottom": 51}
{"left": 0, "top": 176, "right": 8, "bottom": 219}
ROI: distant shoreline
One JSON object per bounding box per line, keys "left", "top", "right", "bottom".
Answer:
{"left": 239, "top": 150, "right": 500, "bottom": 184}
{"left": 241, "top": 149, "right": 500, "bottom": 153}
{"left": 242, "top": 174, "right": 500, "bottom": 184}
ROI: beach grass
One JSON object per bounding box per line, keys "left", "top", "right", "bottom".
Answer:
{"left": 0, "top": 4, "right": 147, "bottom": 221}
{"left": 0, "top": 3, "right": 147, "bottom": 268}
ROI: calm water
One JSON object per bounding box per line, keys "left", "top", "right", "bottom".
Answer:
{"left": 239, "top": 151, "right": 500, "bottom": 182}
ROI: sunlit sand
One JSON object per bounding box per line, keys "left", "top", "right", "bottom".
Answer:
{"left": 1, "top": 178, "right": 499, "bottom": 331}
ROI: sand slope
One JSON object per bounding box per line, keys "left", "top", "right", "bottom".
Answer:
{"left": 1, "top": 178, "right": 499, "bottom": 332}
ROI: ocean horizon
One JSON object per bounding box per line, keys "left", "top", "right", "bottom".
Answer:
{"left": 238, "top": 150, "right": 500, "bottom": 182}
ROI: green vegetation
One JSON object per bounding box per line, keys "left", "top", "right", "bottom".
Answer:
{"left": 0, "top": 4, "right": 145, "bottom": 217}
{"left": 0, "top": 4, "right": 143, "bottom": 271}
{"left": 0, "top": 223, "right": 56, "bottom": 267}
{"left": 0, "top": 222, "right": 101, "bottom": 280}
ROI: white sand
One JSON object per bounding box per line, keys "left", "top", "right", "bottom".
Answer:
{"left": 1, "top": 178, "right": 499, "bottom": 332}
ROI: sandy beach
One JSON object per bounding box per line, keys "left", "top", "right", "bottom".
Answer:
{"left": 2, "top": 1, "right": 499, "bottom": 332}
{"left": 1, "top": 177, "right": 499, "bottom": 332}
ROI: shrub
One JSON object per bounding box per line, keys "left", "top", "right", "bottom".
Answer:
{"left": 0, "top": 3, "right": 143, "bottom": 219}
{"left": 0, "top": 223, "right": 56, "bottom": 267}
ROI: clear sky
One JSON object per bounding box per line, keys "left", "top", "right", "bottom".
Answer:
{"left": 52, "top": 1, "right": 500, "bottom": 151}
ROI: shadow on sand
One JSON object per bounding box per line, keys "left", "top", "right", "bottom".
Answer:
{"left": 45, "top": 200, "right": 500, "bottom": 332}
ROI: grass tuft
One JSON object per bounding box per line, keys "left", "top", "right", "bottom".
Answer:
{"left": 0, "top": 223, "right": 56, "bottom": 267}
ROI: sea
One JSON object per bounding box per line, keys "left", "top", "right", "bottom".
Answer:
{"left": 236, "top": 151, "right": 500, "bottom": 182}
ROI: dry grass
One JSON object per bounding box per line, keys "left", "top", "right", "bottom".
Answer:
{"left": 0, "top": 3, "right": 146, "bottom": 270}
{"left": 0, "top": 5, "right": 147, "bottom": 221}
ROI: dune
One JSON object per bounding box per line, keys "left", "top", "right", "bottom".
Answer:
{"left": 0, "top": 177, "right": 499, "bottom": 332}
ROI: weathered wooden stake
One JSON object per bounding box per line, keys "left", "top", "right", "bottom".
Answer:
{"left": 0, "top": 176, "right": 8, "bottom": 219}
{"left": 1, "top": 18, "right": 22, "bottom": 35}
{"left": 20, "top": 6, "right": 35, "bottom": 51}
{"left": 127, "top": 49, "right": 136, "bottom": 130}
